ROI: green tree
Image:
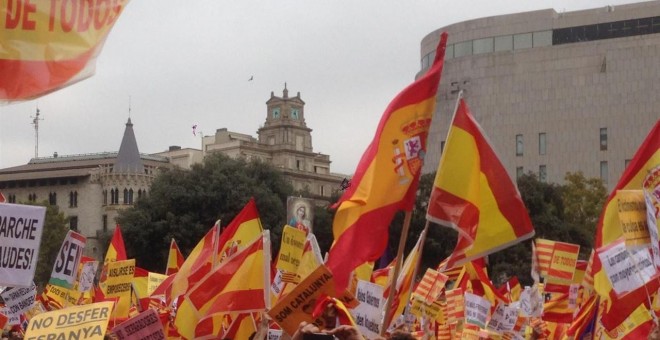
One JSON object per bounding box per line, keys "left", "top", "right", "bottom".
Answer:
{"left": 562, "top": 171, "right": 607, "bottom": 256}
{"left": 117, "top": 154, "right": 294, "bottom": 272}
{"left": 31, "top": 202, "right": 69, "bottom": 289}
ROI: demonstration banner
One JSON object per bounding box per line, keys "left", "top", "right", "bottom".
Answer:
{"left": 352, "top": 280, "right": 384, "bottom": 339}
{"left": 78, "top": 261, "right": 99, "bottom": 292}
{"left": 487, "top": 303, "right": 518, "bottom": 334}
{"left": 276, "top": 225, "right": 307, "bottom": 273}
{"left": 147, "top": 272, "right": 168, "bottom": 296}
{"left": 617, "top": 190, "right": 651, "bottom": 249}
{"left": 0, "top": 203, "right": 46, "bottom": 287}
{"left": 409, "top": 297, "right": 443, "bottom": 321}
{"left": 0, "top": 0, "right": 130, "bottom": 102}
{"left": 267, "top": 265, "right": 357, "bottom": 336}
{"left": 464, "top": 292, "right": 490, "bottom": 329}
{"left": 1, "top": 283, "right": 36, "bottom": 325}
{"left": 101, "top": 259, "right": 135, "bottom": 297}
{"left": 25, "top": 301, "right": 113, "bottom": 340}
{"left": 547, "top": 241, "right": 580, "bottom": 281}
{"left": 598, "top": 238, "right": 657, "bottom": 297}
{"left": 112, "top": 308, "right": 165, "bottom": 340}
{"left": 49, "top": 230, "right": 86, "bottom": 289}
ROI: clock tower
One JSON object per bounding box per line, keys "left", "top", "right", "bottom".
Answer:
{"left": 258, "top": 83, "right": 313, "bottom": 152}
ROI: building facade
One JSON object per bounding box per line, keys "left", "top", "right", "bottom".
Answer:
{"left": 419, "top": 2, "right": 660, "bottom": 187}
{"left": 0, "top": 119, "right": 171, "bottom": 259}
{"left": 156, "top": 85, "right": 346, "bottom": 200}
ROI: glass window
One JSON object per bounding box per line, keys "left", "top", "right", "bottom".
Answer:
{"left": 49, "top": 192, "right": 56, "bottom": 206}
{"left": 494, "top": 35, "right": 513, "bottom": 52}
{"left": 454, "top": 41, "right": 473, "bottom": 57}
{"left": 102, "top": 215, "right": 108, "bottom": 232}
{"left": 516, "top": 134, "right": 524, "bottom": 156}
{"left": 539, "top": 165, "right": 547, "bottom": 182}
{"left": 445, "top": 45, "right": 454, "bottom": 59}
{"left": 533, "top": 31, "right": 553, "bottom": 47}
{"left": 600, "top": 161, "right": 609, "bottom": 184}
{"left": 600, "top": 128, "right": 608, "bottom": 151}
{"left": 513, "top": 33, "right": 533, "bottom": 49}
{"left": 473, "top": 38, "right": 494, "bottom": 54}
{"left": 70, "top": 216, "right": 78, "bottom": 231}
{"left": 539, "top": 133, "right": 546, "bottom": 155}
{"left": 516, "top": 166, "right": 524, "bottom": 179}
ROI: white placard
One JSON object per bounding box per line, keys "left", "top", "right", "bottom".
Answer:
{"left": 267, "top": 329, "right": 282, "bottom": 340}
{"left": 1, "top": 283, "right": 36, "bottom": 324}
{"left": 568, "top": 284, "right": 579, "bottom": 309}
{"left": 78, "top": 261, "right": 99, "bottom": 292}
{"left": 598, "top": 238, "right": 657, "bottom": 296}
{"left": 519, "top": 286, "right": 542, "bottom": 317}
{"left": 487, "top": 303, "right": 518, "bottom": 333}
{"left": 644, "top": 192, "right": 660, "bottom": 268}
{"left": 351, "top": 280, "right": 384, "bottom": 339}
{"left": 0, "top": 203, "right": 46, "bottom": 287}
{"left": 464, "top": 292, "right": 490, "bottom": 328}
{"left": 49, "top": 230, "right": 86, "bottom": 289}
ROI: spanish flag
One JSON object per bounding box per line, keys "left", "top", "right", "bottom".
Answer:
{"left": 166, "top": 238, "right": 185, "bottom": 276}
{"left": 426, "top": 98, "right": 535, "bottom": 268}
{"left": 326, "top": 32, "right": 448, "bottom": 292}
{"left": 104, "top": 225, "right": 127, "bottom": 264}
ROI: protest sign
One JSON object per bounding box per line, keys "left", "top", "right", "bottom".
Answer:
{"left": 568, "top": 284, "right": 579, "bottom": 309}
{"left": 267, "top": 265, "right": 357, "bottom": 336}
{"left": 276, "top": 225, "right": 307, "bottom": 273}
{"left": 267, "top": 329, "right": 282, "bottom": 340}
{"left": 519, "top": 286, "right": 542, "bottom": 317}
{"left": 1, "top": 283, "right": 36, "bottom": 324}
{"left": 100, "top": 259, "right": 135, "bottom": 298}
{"left": 0, "top": 203, "right": 46, "bottom": 287}
{"left": 49, "top": 230, "right": 86, "bottom": 289}
{"left": 617, "top": 190, "right": 651, "bottom": 248}
{"left": 410, "top": 297, "right": 443, "bottom": 320}
{"left": 547, "top": 241, "right": 580, "bottom": 281}
{"left": 112, "top": 308, "right": 165, "bottom": 340}
{"left": 147, "top": 272, "right": 168, "bottom": 296}
{"left": 352, "top": 280, "right": 384, "bottom": 339}
{"left": 25, "top": 301, "right": 113, "bottom": 340}
{"left": 78, "top": 261, "right": 99, "bottom": 292}
{"left": 487, "top": 303, "right": 518, "bottom": 334}
{"left": 598, "top": 238, "right": 657, "bottom": 296}
{"left": 464, "top": 292, "right": 490, "bottom": 329}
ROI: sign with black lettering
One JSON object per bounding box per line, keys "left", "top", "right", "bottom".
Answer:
{"left": 49, "top": 230, "right": 86, "bottom": 289}
{"left": 24, "top": 301, "right": 113, "bottom": 340}
{"left": 112, "top": 309, "right": 165, "bottom": 340}
{"left": 598, "top": 238, "right": 657, "bottom": 297}
{"left": 0, "top": 203, "right": 46, "bottom": 287}
{"left": 352, "top": 280, "right": 383, "bottom": 339}
{"left": 1, "top": 283, "right": 36, "bottom": 324}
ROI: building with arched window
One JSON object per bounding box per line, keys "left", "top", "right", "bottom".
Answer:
{"left": 0, "top": 119, "right": 170, "bottom": 259}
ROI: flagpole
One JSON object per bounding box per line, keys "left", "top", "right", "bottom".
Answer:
{"left": 380, "top": 210, "right": 413, "bottom": 336}
{"left": 211, "top": 219, "right": 221, "bottom": 269}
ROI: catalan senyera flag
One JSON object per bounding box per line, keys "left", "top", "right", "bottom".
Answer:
{"left": 591, "top": 119, "right": 660, "bottom": 326}
{"left": 0, "top": 0, "right": 130, "bottom": 102}
{"left": 166, "top": 238, "right": 184, "bottom": 276}
{"left": 326, "top": 33, "right": 448, "bottom": 292}
{"left": 174, "top": 233, "right": 269, "bottom": 339}
{"left": 547, "top": 241, "right": 580, "bottom": 281}
{"left": 535, "top": 239, "right": 555, "bottom": 278}
{"left": 426, "top": 99, "right": 535, "bottom": 269}
{"left": 104, "top": 225, "right": 127, "bottom": 264}
{"left": 565, "top": 294, "right": 598, "bottom": 339}
{"left": 413, "top": 268, "right": 448, "bottom": 304}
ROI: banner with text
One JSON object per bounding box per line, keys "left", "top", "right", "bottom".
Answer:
{"left": 112, "top": 308, "right": 165, "bottom": 340}
{"left": 487, "top": 303, "right": 518, "bottom": 334}
{"left": 276, "top": 225, "right": 307, "bottom": 273}
{"left": 598, "top": 238, "right": 657, "bottom": 297}
{"left": 49, "top": 230, "right": 86, "bottom": 289}
{"left": 1, "top": 283, "right": 36, "bottom": 324}
{"left": 547, "top": 241, "right": 580, "bottom": 281}
{"left": 464, "top": 292, "right": 490, "bottom": 329}
{"left": 617, "top": 190, "right": 651, "bottom": 249}
{"left": 147, "top": 272, "right": 168, "bottom": 296}
{"left": 101, "top": 259, "right": 135, "bottom": 298}
{"left": 351, "top": 280, "right": 383, "bottom": 339}
{"left": 0, "top": 203, "right": 46, "bottom": 287}
{"left": 25, "top": 301, "right": 113, "bottom": 340}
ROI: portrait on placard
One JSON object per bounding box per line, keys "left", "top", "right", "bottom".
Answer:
{"left": 287, "top": 197, "right": 314, "bottom": 234}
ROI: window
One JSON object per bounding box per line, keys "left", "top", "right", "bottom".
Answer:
{"left": 532, "top": 31, "right": 552, "bottom": 47}
{"left": 8, "top": 194, "right": 16, "bottom": 203}
{"left": 28, "top": 193, "right": 36, "bottom": 202}
{"left": 445, "top": 45, "right": 454, "bottom": 59}
{"left": 271, "top": 107, "right": 280, "bottom": 119}
{"left": 600, "top": 161, "right": 609, "bottom": 184}
{"left": 539, "top": 133, "right": 546, "bottom": 155}
{"left": 69, "top": 191, "right": 78, "bottom": 208}
{"left": 516, "top": 134, "right": 524, "bottom": 156}
{"left": 128, "top": 189, "right": 134, "bottom": 204}
{"left": 600, "top": 128, "right": 608, "bottom": 151}
{"left": 516, "top": 167, "right": 524, "bottom": 179}
{"left": 69, "top": 216, "right": 78, "bottom": 231}
{"left": 103, "top": 190, "right": 107, "bottom": 205}
{"left": 123, "top": 188, "right": 129, "bottom": 204}
{"left": 473, "top": 37, "right": 494, "bottom": 54}
{"left": 112, "top": 188, "right": 119, "bottom": 205}
{"left": 513, "top": 33, "right": 533, "bottom": 49}
{"left": 296, "top": 160, "right": 302, "bottom": 170}
{"left": 539, "top": 165, "right": 547, "bottom": 182}
{"left": 49, "top": 192, "right": 57, "bottom": 206}
{"left": 320, "top": 185, "right": 325, "bottom": 196}
{"left": 102, "top": 215, "right": 108, "bottom": 232}
{"left": 454, "top": 41, "right": 473, "bottom": 57}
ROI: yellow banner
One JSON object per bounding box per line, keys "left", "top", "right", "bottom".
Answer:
{"left": 410, "top": 297, "right": 443, "bottom": 320}
{"left": 276, "top": 225, "right": 307, "bottom": 273}
{"left": 147, "top": 272, "right": 168, "bottom": 296}
{"left": 25, "top": 301, "right": 113, "bottom": 340}
{"left": 100, "top": 259, "right": 135, "bottom": 298}
{"left": 617, "top": 190, "right": 650, "bottom": 248}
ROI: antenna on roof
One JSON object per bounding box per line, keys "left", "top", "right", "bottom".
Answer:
{"left": 30, "top": 106, "right": 43, "bottom": 158}
{"left": 128, "top": 95, "right": 132, "bottom": 119}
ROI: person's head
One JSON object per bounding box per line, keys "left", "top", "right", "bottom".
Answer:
{"left": 388, "top": 331, "right": 415, "bottom": 340}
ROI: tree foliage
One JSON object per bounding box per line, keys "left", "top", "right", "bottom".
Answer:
{"left": 117, "top": 154, "right": 295, "bottom": 272}
{"left": 32, "top": 202, "right": 69, "bottom": 289}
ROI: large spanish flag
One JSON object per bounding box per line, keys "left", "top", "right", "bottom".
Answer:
{"left": 326, "top": 32, "right": 448, "bottom": 292}
{"left": 426, "top": 99, "right": 535, "bottom": 268}
{"left": 0, "top": 0, "right": 130, "bottom": 101}
{"left": 591, "top": 119, "right": 660, "bottom": 328}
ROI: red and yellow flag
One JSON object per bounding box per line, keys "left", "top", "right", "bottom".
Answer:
{"left": 326, "top": 33, "right": 448, "bottom": 292}
{"left": 0, "top": 0, "right": 130, "bottom": 101}
{"left": 216, "top": 197, "right": 263, "bottom": 263}
{"left": 166, "top": 238, "right": 184, "bottom": 276}
{"left": 426, "top": 98, "right": 535, "bottom": 268}
{"left": 104, "top": 225, "right": 127, "bottom": 264}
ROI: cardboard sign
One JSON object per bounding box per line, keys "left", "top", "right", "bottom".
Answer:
{"left": 147, "top": 272, "right": 168, "bottom": 296}
{"left": 49, "top": 230, "right": 86, "bottom": 289}
{"left": 1, "top": 283, "right": 36, "bottom": 324}
{"left": 487, "top": 303, "right": 518, "bottom": 333}
{"left": 25, "top": 301, "right": 113, "bottom": 340}
{"left": 547, "top": 241, "right": 580, "bottom": 281}
{"left": 617, "top": 190, "right": 651, "bottom": 248}
{"left": 112, "top": 309, "right": 165, "bottom": 340}
{"left": 100, "top": 259, "right": 135, "bottom": 298}
{"left": 267, "top": 265, "right": 357, "bottom": 336}
{"left": 410, "top": 297, "right": 443, "bottom": 320}
{"left": 0, "top": 203, "right": 46, "bottom": 287}
{"left": 352, "top": 280, "right": 384, "bottom": 339}
{"left": 598, "top": 238, "right": 657, "bottom": 296}
{"left": 464, "top": 292, "right": 490, "bottom": 328}
{"left": 78, "top": 261, "right": 99, "bottom": 292}
{"left": 276, "top": 225, "right": 307, "bottom": 273}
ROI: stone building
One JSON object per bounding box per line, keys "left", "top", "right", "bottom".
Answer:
{"left": 0, "top": 119, "right": 170, "bottom": 259}
{"left": 419, "top": 2, "right": 660, "bottom": 188}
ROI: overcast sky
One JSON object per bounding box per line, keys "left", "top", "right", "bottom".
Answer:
{"left": 0, "top": 0, "right": 647, "bottom": 175}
